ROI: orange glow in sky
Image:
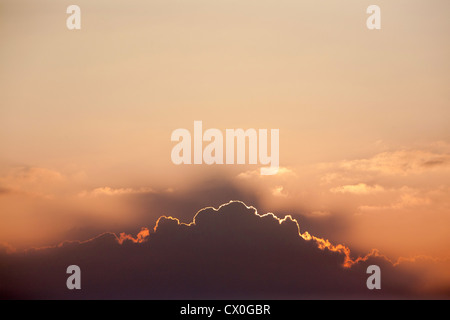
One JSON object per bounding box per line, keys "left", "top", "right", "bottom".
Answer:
{"left": 1, "top": 0, "right": 450, "bottom": 299}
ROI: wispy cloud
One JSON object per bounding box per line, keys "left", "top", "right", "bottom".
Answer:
{"left": 330, "top": 183, "right": 385, "bottom": 195}
{"left": 334, "top": 149, "right": 450, "bottom": 176}
{"left": 78, "top": 186, "right": 155, "bottom": 197}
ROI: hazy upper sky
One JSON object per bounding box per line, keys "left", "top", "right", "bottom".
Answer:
{"left": 1, "top": 0, "right": 450, "bottom": 297}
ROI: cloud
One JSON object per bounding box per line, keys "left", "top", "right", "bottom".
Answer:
{"left": 357, "top": 187, "right": 432, "bottom": 213}
{"left": 334, "top": 149, "right": 450, "bottom": 176}
{"left": 330, "top": 183, "right": 384, "bottom": 195}
{"left": 0, "top": 166, "right": 65, "bottom": 198}
{"left": 117, "top": 227, "right": 150, "bottom": 244}
{"left": 0, "top": 201, "right": 429, "bottom": 299}
{"left": 78, "top": 186, "right": 155, "bottom": 197}
{"left": 317, "top": 148, "right": 450, "bottom": 200}
{"left": 237, "top": 166, "right": 295, "bottom": 179}
{"left": 272, "top": 185, "right": 288, "bottom": 197}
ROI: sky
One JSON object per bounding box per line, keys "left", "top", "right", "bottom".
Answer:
{"left": 1, "top": 0, "right": 450, "bottom": 299}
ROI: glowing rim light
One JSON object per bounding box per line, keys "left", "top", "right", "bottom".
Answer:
{"left": 13, "top": 200, "right": 447, "bottom": 269}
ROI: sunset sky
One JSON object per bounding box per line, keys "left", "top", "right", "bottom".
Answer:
{"left": 1, "top": 0, "right": 450, "bottom": 298}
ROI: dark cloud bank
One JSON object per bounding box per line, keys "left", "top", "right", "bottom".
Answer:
{"left": 0, "top": 201, "right": 430, "bottom": 299}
